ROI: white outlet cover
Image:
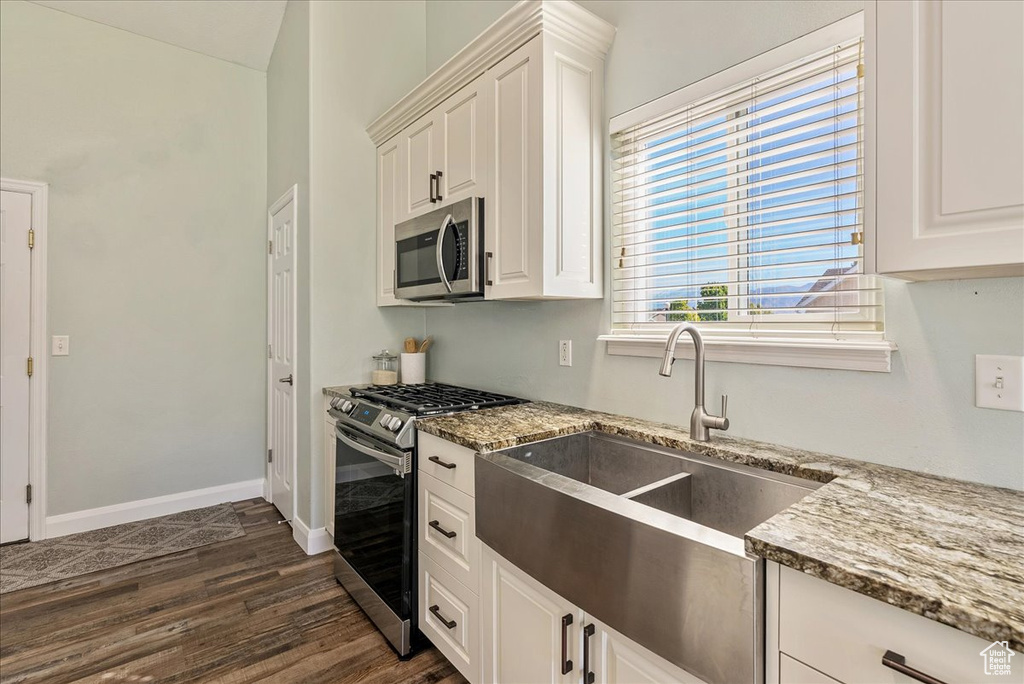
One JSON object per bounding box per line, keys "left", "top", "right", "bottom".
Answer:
{"left": 52, "top": 335, "right": 69, "bottom": 356}
{"left": 559, "top": 340, "right": 572, "bottom": 367}
{"left": 975, "top": 355, "right": 1024, "bottom": 412}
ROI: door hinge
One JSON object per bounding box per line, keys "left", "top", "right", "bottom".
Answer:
{"left": 28, "top": 228, "right": 35, "bottom": 250}
{"left": 268, "top": 449, "right": 273, "bottom": 464}
{"left": 268, "top": 240, "right": 273, "bottom": 255}
{"left": 26, "top": 484, "right": 32, "bottom": 504}
{"left": 268, "top": 344, "right": 273, "bottom": 359}
{"left": 27, "top": 357, "right": 33, "bottom": 377}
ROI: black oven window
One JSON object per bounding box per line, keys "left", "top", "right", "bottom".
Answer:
{"left": 334, "top": 435, "right": 413, "bottom": 619}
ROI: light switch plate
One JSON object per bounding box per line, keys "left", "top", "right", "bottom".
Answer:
{"left": 975, "top": 355, "right": 1024, "bottom": 411}
{"left": 52, "top": 335, "right": 69, "bottom": 356}
{"left": 559, "top": 340, "right": 572, "bottom": 367}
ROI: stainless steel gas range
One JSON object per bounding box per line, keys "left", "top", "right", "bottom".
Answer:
{"left": 326, "top": 383, "right": 525, "bottom": 657}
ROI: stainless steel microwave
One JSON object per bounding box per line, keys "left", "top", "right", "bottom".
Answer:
{"left": 394, "top": 197, "right": 484, "bottom": 301}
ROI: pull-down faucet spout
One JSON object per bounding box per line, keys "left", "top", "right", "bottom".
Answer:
{"left": 660, "top": 323, "right": 729, "bottom": 442}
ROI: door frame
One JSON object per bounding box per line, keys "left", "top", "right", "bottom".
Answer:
{"left": 266, "top": 185, "right": 298, "bottom": 521}
{"left": 1, "top": 177, "right": 48, "bottom": 541}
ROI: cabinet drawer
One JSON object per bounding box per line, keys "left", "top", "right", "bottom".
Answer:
{"left": 779, "top": 567, "right": 991, "bottom": 684}
{"left": 780, "top": 655, "right": 841, "bottom": 684}
{"left": 419, "top": 471, "right": 479, "bottom": 593}
{"left": 420, "top": 552, "right": 479, "bottom": 683}
{"left": 419, "top": 432, "right": 476, "bottom": 496}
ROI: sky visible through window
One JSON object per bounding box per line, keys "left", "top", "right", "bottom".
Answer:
{"left": 618, "top": 47, "right": 864, "bottom": 326}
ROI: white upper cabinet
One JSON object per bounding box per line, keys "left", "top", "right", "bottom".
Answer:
{"left": 868, "top": 0, "right": 1024, "bottom": 280}
{"left": 484, "top": 32, "right": 604, "bottom": 300}
{"left": 398, "top": 78, "right": 488, "bottom": 225}
{"left": 369, "top": 0, "right": 615, "bottom": 306}
{"left": 439, "top": 79, "right": 488, "bottom": 207}
{"left": 376, "top": 136, "right": 402, "bottom": 306}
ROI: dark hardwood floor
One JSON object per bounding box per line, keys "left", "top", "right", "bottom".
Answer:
{"left": 0, "top": 498, "right": 466, "bottom": 684}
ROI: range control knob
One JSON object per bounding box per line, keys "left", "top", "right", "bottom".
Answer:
{"left": 387, "top": 416, "right": 404, "bottom": 432}
{"left": 329, "top": 396, "right": 342, "bottom": 409}
{"left": 379, "top": 413, "right": 393, "bottom": 428}
{"left": 339, "top": 400, "right": 355, "bottom": 414}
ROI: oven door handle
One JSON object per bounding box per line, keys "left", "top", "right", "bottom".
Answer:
{"left": 435, "top": 213, "right": 454, "bottom": 294}
{"left": 335, "top": 427, "right": 407, "bottom": 475}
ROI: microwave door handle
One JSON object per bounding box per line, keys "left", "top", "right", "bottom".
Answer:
{"left": 335, "top": 427, "right": 406, "bottom": 474}
{"left": 435, "top": 214, "right": 454, "bottom": 294}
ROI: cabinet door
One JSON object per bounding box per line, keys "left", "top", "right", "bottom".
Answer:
{"left": 401, "top": 115, "right": 441, "bottom": 220}
{"left": 377, "top": 138, "right": 403, "bottom": 306}
{"left": 324, "top": 416, "right": 336, "bottom": 537}
{"left": 591, "top": 618, "right": 705, "bottom": 684}
{"left": 438, "top": 77, "right": 488, "bottom": 206}
{"left": 870, "top": 0, "right": 1024, "bottom": 279}
{"left": 481, "top": 544, "right": 582, "bottom": 684}
{"left": 484, "top": 35, "right": 544, "bottom": 299}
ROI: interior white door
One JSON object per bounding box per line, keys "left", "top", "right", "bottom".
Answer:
{"left": 268, "top": 189, "right": 297, "bottom": 523}
{"left": 0, "top": 190, "right": 32, "bottom": 544}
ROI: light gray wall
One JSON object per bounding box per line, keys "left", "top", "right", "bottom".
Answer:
{"left": 267, "top": 0, "right": 312, "bottom": 520}
{"left": 0, "top": 0, "right": 268, "bottom": 514}
{"left": 423, "top": 0, "right": 1024, "bottom": 490}
{"left": 307, "top": 0, "right": 428, "bottom": 528}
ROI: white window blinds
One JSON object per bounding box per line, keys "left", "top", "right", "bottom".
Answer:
{"left": 611, "top": 34, "right": 882, "bottom": 339}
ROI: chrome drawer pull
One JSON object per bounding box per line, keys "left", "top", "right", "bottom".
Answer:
{"left": 428, "top": 455, "right": 457, "bottom": 470}
{"left": 882, "top": 650, "right": 948, "bottom": 684}
{"left": 429, "top": 520, "right": 457, "bottom": 539}
{"left": 429, "top": 604, "right": 457, "bottom": 629}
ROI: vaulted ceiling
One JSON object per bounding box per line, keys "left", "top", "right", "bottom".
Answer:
{"left": 29, "top": 0, "right": 288, "bottom": 71}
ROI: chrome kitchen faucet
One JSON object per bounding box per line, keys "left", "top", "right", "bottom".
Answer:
{"left": 660, "top": 323, "right": 730, "bottom": 442}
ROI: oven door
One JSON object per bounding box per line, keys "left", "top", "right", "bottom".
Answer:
{"left": 333, "top": 425, "right": 414, "bottom": 625}
{"left": 394, "top": 197, "right": 483, "bottom": 301}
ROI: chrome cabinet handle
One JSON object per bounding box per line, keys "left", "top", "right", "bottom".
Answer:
{"left": 428, "top": 455, "right": 456, "bottom": 470}
{"left": 435, "top": 214, "right": 454, "bottom": 293}
{"left": 278, "top": 374, "right": 293, "bottom": 385}
{"left": 582, "top": 623, "right": 595, "bottom": 684}
{"left": 429, "top": 604, "right": 457, "bottom": 629}
{"left": 428, "top": 520, "right": 457, "bottom": 539}
{"left": 485, "top": 251, "right": 494, "bottom": 286}
{"left": 882, "top": 650, "right": 948, "bottom": 684}
{"left": 560, "top": 614, "right": 574, "bottom": 675}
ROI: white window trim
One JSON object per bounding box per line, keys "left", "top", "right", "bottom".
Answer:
{"left": 604, "top": 11, "right": 895, "bottom": 373}
{"left": 598, "top": 333, "right": 895, "bottom": 373}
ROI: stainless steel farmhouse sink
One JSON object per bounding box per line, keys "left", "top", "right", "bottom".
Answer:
{"left": 475, "top": 431, "right": 823, "bottom": 684}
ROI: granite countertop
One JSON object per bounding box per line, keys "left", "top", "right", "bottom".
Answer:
{"left": 323, "top": 385, "right": 354, "bottom": 399}
{"left": 416, "top": 401, "right": 1024, "bottom": 651}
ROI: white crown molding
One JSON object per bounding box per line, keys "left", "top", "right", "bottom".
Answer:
{"left": 366, "top": 0, "right": 615, "bottom": 146}
{"left": 599, "top": 334, "right": 896, "bottom": 373}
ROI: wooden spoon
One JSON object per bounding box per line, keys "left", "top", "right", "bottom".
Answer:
{"left": 404, "top": 337, "right": 418, "bottom": 353}
{"left": 418, "top": 337, "right": 433, "bottom": 353}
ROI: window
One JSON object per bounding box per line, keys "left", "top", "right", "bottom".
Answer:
{"left": 603, "top": 15, "right": 893, "bottom": 372}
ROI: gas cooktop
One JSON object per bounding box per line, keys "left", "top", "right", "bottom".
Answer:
{"left": 350, "top": 382, "right": 526, "bottom": 416}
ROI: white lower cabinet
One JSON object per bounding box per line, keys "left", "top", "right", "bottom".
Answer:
{"left": 480, "top": 543, "right": 699, "bottom": 684}
{"left": 481, "top": 544, "right": 583, "bottom": 684}
{"left": 420, "top": 551, "right": 479, "bottom": 681}
{"left": 771, "top": 563, "right": 993, "bottom": 684}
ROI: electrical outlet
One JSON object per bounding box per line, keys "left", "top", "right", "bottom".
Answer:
{"left": 559, "top": 340, "right": 572, "bottom": 367}
{"left": 52, "top": 335, "right": 69, "bottom": 356}
{"left": 976, "top": 355, "right": 1024, "bottom": 411}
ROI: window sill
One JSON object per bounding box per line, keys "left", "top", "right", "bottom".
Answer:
{"left": 598, "top": 334, "right": 896, "bottom": 372}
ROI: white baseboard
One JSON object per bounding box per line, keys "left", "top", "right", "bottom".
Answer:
{"left": 291, "top": 516, "right": 333, "bottom": 555}
{"left": 45, "top": 478, "right": 266, "bottom": 539}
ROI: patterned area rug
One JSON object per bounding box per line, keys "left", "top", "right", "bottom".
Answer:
{"left": 0, "top": 503, "right": 245, "bottom": 594}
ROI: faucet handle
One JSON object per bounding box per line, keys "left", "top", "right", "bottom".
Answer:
{"left": 721, "top": 394, "right": 728, "bottom": 418}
